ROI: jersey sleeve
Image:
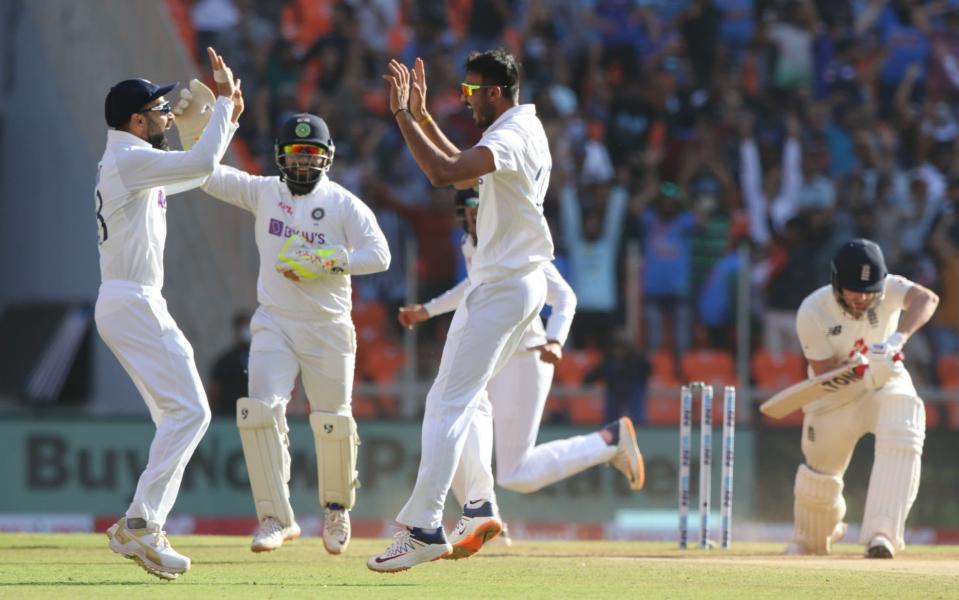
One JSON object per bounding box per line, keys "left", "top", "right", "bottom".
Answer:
{"left": 543, "top": 262, "right": 576, "bottom": 345}
{"left": 476, "top": 126, "right": 522, "bottom": 173}
{"left": 424, "top": 278, "right": 470, "bottom": 317}
{"left": 201, "top": 164, "right": 262, "bottom": 213}
{"left": 883, "top": 274, "right": 913, "bottom": 310}
{"left": 341, "top": 189, "right": 391, "bottom": 275}
{"left": 114, "top": 97, "right": 236, "bottom": 194}
{"left": 796, "top": 300, "right": 833, "bottom": 361}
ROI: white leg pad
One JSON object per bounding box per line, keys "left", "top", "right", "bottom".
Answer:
{"left": 309, "top": 412, "right": 360, "bottom": 509}
{"left": 237, "top": 397, "right": 295, "bottom": 526}
{"left": 792, "top": 464, "right": 846, "bottom": 555}
{"left": 860, "top": 394, "right": 925, "bottom": 550}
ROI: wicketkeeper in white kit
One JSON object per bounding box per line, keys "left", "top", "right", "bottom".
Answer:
{"left": 398, "top": 189, "right": 645, "bottom": 558}
{"left": 97, "top": 48, "right": 243, "bottom": 580}
{"left": 191, "top": 110, "right": 390, "bottom": 554}
{"left": 789, "top": 238, "right": 939, "bottom": 558}
{"left": 371, "top": 49, "right": 554, "bottom": 572}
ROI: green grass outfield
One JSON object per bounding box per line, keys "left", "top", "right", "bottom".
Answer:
{"left": 1, "top": 534, "right": 958, "bottom": 599}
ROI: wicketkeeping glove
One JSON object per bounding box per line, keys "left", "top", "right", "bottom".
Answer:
{"left": 276, "top": 234, "right": 351, "bottom": 280}
{"left": 173, "top": 79, "right": 216, "bottom": 150}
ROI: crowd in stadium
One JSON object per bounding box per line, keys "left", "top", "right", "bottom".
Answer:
{"left": 185, "top": 0, "right": 959, "bottom": 427}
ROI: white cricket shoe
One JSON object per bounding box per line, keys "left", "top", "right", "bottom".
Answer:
{"left": 865, "top": 534, "right": 895, "bottom": 559}
{"left": 251, "top": 517, "right": 301, "bottom": 553}
{"left": 609, "top": 417, "right": 645, "bottom": 491}
{"left": 446, "top": 500, "right": 503, "bottom": 559}
{"left": 106, "top": 517, "right": 190, "bottom": 580}
{"left": 323, "top": 506, "right": 351, "bottom": 555}
{"left": 367, "top": 528, "right": 452, "bottom": 573}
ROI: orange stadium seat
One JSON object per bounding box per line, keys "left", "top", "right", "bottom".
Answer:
{"left": 753, "top": 349, "right": 806, "bottom": 427}
{"left": 355, "top": 341, "right": 405, "bottom": 418}
{"left": 936, "top": 355, "right": 959, "bottom": 429}
{"left": 681, "top": 350, "right": 737, "bottom": 425}
{"left": 554, "top": 349, "right": 603, "bottom": 425}
{"left": 645, "top": 374, "right": 681, "bottom": 425}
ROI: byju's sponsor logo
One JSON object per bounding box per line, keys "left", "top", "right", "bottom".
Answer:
{"left": 267, "top": 218, "right": 326, "bottom": 244}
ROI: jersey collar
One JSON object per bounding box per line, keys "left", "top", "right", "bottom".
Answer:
{"left": 486, "top": 104, "right": 536, "bottom": 132}
{"left": 106, "top": 129, "right": 152, "bottom": 148}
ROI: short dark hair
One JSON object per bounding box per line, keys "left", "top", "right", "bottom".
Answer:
{"left": 465, "top": 48, "right": 520, "bottom": 101}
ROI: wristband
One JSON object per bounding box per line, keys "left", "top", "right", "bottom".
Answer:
{"left": 393, "top": 107, "right": 411, "bottom": 118}
{"left": 417, "top": 113, "right": 433, "bottom": 126}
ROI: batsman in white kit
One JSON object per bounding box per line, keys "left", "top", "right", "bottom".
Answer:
{"left": 398, "top": 189, "right": 645, "bottom": 558}
{"left": 788, "top": 239, "right": 939, "bottom": 558}
{"left": 96, "top": 48, "right": 243, "bottom": 580}
{"left": 371, "top": 49, "right": 553, "bottom": 572}
{"left": 196, "top": 111, "right": 390, "bottom": 554}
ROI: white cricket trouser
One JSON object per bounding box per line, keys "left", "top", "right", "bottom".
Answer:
{"left": 800, "top": 374, "right": 925, "bottom": 550}
{"left": 451, "top": 348, "right": 615, "bottom": 505}
{"left": 397, "top": 267, "right": 548, "bottom": 529}
{"left": 94, "top": 280, "right": 211, "bottom": 528}
{"left": 247, "top": 306, "right": 356, "bottom": 416}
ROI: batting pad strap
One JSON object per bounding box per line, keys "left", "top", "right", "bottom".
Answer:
{"left": 792, "top": 464, "right": 845, "bottom": 555}
{"left": 309, "top": 412, "right": 360, "bottom": 510}
{"left": 237, "top": 398, "right": 295, "bottom": 526}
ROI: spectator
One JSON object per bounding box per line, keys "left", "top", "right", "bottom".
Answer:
{"left": 561, "top": 155, "right": 627, "bottom": 348}
{"left": 585, "top": 332, "right": 651, "bottom": 425}
{"left": 640, "top": 181, "right": 699, "bottom": 361}
{"left": 209, "top": 311, "right": 252, "bottom": 416}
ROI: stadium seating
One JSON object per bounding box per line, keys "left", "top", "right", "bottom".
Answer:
{"left": 553, "top": 349, "right": 604, "bottom": 425}
{"left": 752, "top": 349, "right": 806, "bottom": 427}
{"left": 353, "top": 340, "right": 404, "bottom": 419}
{"left": 936, "top": 355, "right": 959, "bottom": 430}
{"left": 681, "top": 349, "right": 737, "bottom": 425}
{"left": 644, "top": 351, "right": 681, "bottom": 425}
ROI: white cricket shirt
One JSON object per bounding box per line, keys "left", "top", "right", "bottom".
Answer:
{"left": 202, "top": 166, "right": 390, "bottom": 322}
{"left": 424, "top": 235, "right": 575, "bottom": 348}
{"left": 796, "top": 275, "right": 917, "bottom": 402}
{"left": 95, "top": 97, "right": 236, "bottom": 288}
{"left": 471, "top": 104, "right": 554, "bottom": 284}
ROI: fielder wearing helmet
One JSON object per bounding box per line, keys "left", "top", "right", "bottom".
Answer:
{"left": 275, "top": 113, "right": 335, "bottom": 196}
{"left": 455, "top": 188, "right": 480, "bottom": 246}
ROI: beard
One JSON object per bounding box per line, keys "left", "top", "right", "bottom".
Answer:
{"left": 474, "top": 106, "right": 494, "bottom": 129}
{"left": 146, "top": 121, "right": 170, "bottom": 150}
{"left": 148, "top": 131, "right": 170, "bottom": 151}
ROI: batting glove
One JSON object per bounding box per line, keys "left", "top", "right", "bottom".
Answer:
{"left": 173, "top": 79, "right": 216, "bottom": 150}
{"left": 860, "top": 343, "right": 904, "bottom": 391}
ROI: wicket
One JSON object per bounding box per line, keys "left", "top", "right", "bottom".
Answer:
{"left": 678, "top": 382, "right": 736, "bottom": 550}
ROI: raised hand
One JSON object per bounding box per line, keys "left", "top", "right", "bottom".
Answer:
{"left": 410, "top": 58, "right": 429, "bottom": 121}
{"left": 207, "top": 47, "right": 237, "bottom": 99}
{"left": 398, "top": 304, "right": 429, "bottom": 330}
{"left": 230, "top": 78, "right": 244, "bottom": 123}
{"left": 383, "top": 59, "right": 411, "bottom": 115}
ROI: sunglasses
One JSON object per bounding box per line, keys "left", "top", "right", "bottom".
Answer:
{"left": 141, "top": 101, "right": 172, "bottom": 115}
{"left": 460, "top": 82, "right": 505, "bottom": 97}
{"left": 282, "top": 144, "right": 327, "bottom": 155}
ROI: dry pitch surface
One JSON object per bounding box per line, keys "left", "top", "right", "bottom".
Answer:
{"left": 1, "top": 534, "right": 957, "bottom": 599}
